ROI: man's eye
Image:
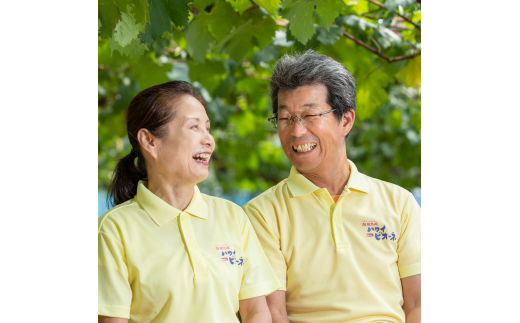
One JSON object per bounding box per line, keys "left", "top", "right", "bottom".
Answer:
{"left": 304, "top": 115, "right": 319, "bottom": 119}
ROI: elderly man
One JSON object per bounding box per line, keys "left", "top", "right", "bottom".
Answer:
{"left": 243, "top": 51, "right": 421, "bottom": 323}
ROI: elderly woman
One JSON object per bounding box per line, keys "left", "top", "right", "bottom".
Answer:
{"left": 98, "top": 81, "right": 280, "bottom": 323}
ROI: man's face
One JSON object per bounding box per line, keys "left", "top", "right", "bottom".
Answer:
{"left": 277, "top": 83, "right": 353, "bottom": 173}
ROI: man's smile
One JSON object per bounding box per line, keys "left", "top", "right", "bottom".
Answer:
{"left": 292, "top": 143, "right": 317, "bottom": 153}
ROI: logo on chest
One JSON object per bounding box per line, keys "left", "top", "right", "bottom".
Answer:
{"left": 362, "top": 221, "right": 396, "bottom": 241}
{"left": 215, "top": 245, "right": 243, "bottom": 266}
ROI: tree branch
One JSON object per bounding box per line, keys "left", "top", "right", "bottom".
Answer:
{"left": 367, "top": 0, "right": 421, "bottom": 30}
{"left": 343, "top": 30, "right": 420, "bottom": 63}
{"left": 274, "top": 19, "right": 420, "bottom": 63}
{"left": 245, "top": 4, "right": 259, "bottom": 11}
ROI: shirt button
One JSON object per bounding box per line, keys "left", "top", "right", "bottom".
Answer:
{"left": 182, "top": 214, "right": 188, "bottom": 221}
{"left": 190, "top": 242, "right": 196, "bottom": 248}
{"left": 333, "top": 216, "right": 338, "bottom": 221}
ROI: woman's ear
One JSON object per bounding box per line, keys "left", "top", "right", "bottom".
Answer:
{"left": 137, "top": 128, "right": 159, "bottom": 160}
{"left": 341, "top": 109, "right": 355, "bottom": 137}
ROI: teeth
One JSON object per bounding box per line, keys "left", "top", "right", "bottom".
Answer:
{"left": 292, "top": 143, "right": 317, "bottom": 152}
{"left": 193, "top": 153, "right": 211, "bottom": 161}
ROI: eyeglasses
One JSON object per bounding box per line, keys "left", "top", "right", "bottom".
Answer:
{"left": 268, "top": 109, "right": 337, "bottom": 130}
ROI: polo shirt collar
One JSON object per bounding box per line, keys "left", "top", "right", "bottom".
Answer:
{"left": 286, "top": 159, "right": 370, "bottom": 197}
{"left": 345, "top": 159, "right": 370, "bottom": 194}
{"left": 136, "top": 181, "right": 208, "bottom": 226}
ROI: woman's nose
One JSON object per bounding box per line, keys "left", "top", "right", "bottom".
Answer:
{"left": 204, "top": 132, "right": 215, "bottom": 147}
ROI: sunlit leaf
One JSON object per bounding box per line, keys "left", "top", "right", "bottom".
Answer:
{"left": 396, "top": 56, "right": 421, "bottom": 88}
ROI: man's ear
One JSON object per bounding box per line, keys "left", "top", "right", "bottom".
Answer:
{"left": 138, "top": 128, "right": 159, "bottom": 160}
{"left": 341, "top": 109, "right": 355, "bottom": 137}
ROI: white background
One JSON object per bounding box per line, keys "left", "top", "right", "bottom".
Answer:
{"left": 0, "top": 0, "right": 519, "bottom": 321}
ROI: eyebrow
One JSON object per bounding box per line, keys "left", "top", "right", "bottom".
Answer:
{"left": 185, "top": 117, "right": 210, "bottom": 123}
{"left": 278, "top": 103, "right": 319, "bottom": 111}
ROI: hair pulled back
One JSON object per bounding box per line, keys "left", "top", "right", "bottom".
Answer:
{"left": 107, "top": 81, "right": 206, "bottom": 207}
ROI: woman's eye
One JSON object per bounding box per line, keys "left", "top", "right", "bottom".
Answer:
{"left": 191, "top": 125, "right": 198, "bottom": 129}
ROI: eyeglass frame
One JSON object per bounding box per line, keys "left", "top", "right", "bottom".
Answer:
{"left": 267, "top": 109, "right": 337, "bottom": 130}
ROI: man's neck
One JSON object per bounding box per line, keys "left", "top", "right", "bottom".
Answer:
{"left": 298, "top": 156, "right": 351, "bottom": 196}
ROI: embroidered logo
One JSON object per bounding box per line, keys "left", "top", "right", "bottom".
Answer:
{"left": 220, "top": 249, "right": 243, "bottom": 266}
{"left": 215, "top": 245, "right": 243, "bottom": 265}
{"left": 215, "top": 244, "right": 231, "bottom": 251}
{"left": 363, "top": 222, "right": 396, "bottom": 241}
{"left": 362, "top": 220, "right": 379, "bottom": 227}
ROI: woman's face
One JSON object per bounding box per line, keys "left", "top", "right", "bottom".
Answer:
{"left": 153, "top": 95, "right": 215, "bottom": 186}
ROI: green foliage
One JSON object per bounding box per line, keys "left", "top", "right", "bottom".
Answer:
{"left": 98, "top": 0, "right": 422, "bottom": 195}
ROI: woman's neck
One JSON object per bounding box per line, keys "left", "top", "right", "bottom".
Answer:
{"left": 146, "top": 176, "right": 195, "bottom": 211}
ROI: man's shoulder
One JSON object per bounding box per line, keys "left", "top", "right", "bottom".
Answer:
{"left": 362, "top": 173, "right": 412, "bottom": 200}
{"left": 243, "top": 178, "right": 288, "bottom": 211}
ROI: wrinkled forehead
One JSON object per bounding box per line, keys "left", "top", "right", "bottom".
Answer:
{"left": 277, "top": 84, "right": 329, "bottom": 112}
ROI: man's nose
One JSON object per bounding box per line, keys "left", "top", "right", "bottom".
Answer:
{"left": 290, "top": 118, "right": 307, "bottom": 137}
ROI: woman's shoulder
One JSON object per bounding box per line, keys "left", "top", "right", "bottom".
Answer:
{"left": 98, "top": 199, "right": 141, "bottom": 236}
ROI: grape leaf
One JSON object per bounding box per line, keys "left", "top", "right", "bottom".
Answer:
{"left": 281, "top": 0, "right": 315, "bottom": 44}
{"left": 214, "top": 75, "right": 237, "bottom": 98}
{"left": 160, "top": 0, "right": 192, "bottom": 28}
{"left": 336, "top": 15, "right": 376, "bottom": 31}
{"left": 194, "top": 0, "right": 214, "bottom": 10}
{"left": 188, "top": 61, "right": 227, "bottom": 93}
{"left": 129, "top": 54, "right": 170, "bottom": 89}
{"left": 314, "top": 0, "right": 344, "bottom": 30}
{"left": 255, "top": 0, "right": 280, "bottom": 15}
{"left": 238, "top": 9, "right": 278, "bottom": 48}
{"left": 216, "top": 10, "right": 277, "bottom": 61}
{"left": 136, "top": 0, "right": 192, "bottom": 40}
{"left": 356, "top": 70, "right": 390, "bottom": 120}
{"left": 225, "top": 0, "right": 251, "bottom": 14}
{"left": 316, "top": 25, "right": 343, "bottom": 46}
{"left": 185, "top": 14, "right": 215, "bottom": 62}
{"left": 142, "top": 0, "right": 177, "bottom": 42}
{"left": 207, "top": 1, "right": 239, "bottom": 42}
{"left": 372, "top": 25, "right": 402, "bottom": 50}
{"left": 98, "top": 0, "right": 149, "bottom": 38}
{"left": 113, "top": 9, "right": 144, "bottom": 47}
{"left": 384, "top": 0, "right": 416, "bottom": 12}
{"left": 217, "top": 20, "right": 254, "bottom": 61}
{"left": 282, "top": 0, "right": 343, "bottom": 44}
{"left": 251, "top": 44, "right": 279, "bottom": 64}
{"left": 99, "top": 0, "right": 122, "bottom": 38}
{"left": 123, "top": 39, "right": 149, "bottom": 61}
{"left": 252, "top": 16, "right": 278, "bottom": 48}
{"left": 396, "top": 56, "right": 420, "bottom": 88}
{"left": 110, "top": 37, "right": 148, "bottom": 61}
{"left": 351, "top": 0, "right": 369, "bottom": 14}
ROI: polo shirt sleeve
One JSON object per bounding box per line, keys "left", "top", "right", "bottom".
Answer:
{"left": 243, "top": 205, "right": 287, "bottom": 291}
{"left": 396, "top": 192, "right": 421, "bottom": 278}
{"left": 238, "top": 211, "right": 282, "bottom": 300}
{"left": 98, "top": 230, "right": 132, "bottom": 319}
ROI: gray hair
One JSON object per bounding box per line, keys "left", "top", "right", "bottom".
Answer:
{"left": 269, "top": 50, "right": 356, "bottom": 122}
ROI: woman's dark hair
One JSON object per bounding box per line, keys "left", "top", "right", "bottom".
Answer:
{"left": 107, "top": 81, "right": 206, "bottom": 207}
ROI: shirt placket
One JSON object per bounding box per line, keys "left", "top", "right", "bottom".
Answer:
{"left": 179, "top": 212, "right": 208, "bottom": 276}
{"left": 316, "top": 188, "right": 350, "bottom": 250}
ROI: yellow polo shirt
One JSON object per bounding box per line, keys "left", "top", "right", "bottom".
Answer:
{"left": 243, "top": 160, "right": 421, "bottom": 323}
{"left": 98, "top": 181, "right": 280, "bottom": 322}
